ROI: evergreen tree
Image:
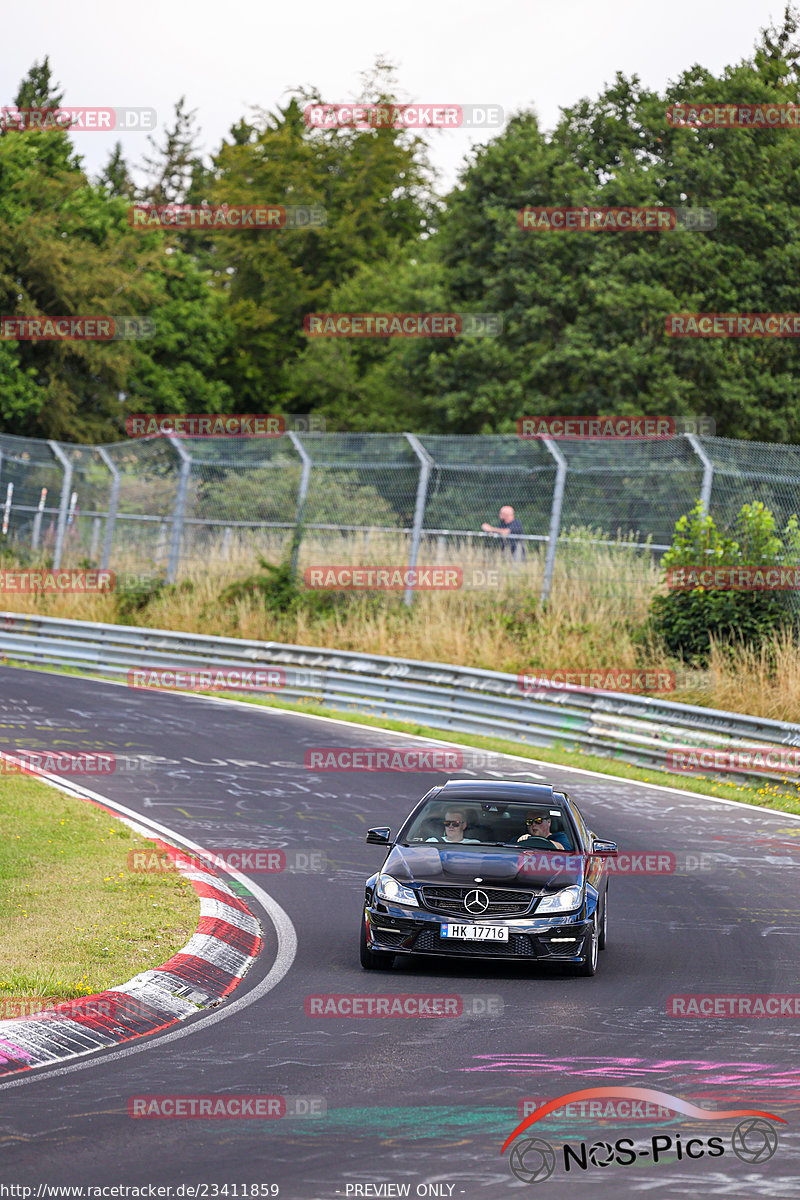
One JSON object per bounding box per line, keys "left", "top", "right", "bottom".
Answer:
{"left": 97, "top": 142, "right": 136, "bottom": 198}
{"left": 140, "top": 97, "right": 203, "bottom": 205}
{"left": 12, "top": 56, "right": 64, "bottom": 110}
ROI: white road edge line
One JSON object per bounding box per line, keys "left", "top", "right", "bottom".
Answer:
{"left": 31, "top": 662, "right": 797, "bottom": 821}
{"left": 2, "top": 661, "right": 798, "bottom": 1089}
{"left": 0, "top": 767, "right": 297, "bottom": 1092}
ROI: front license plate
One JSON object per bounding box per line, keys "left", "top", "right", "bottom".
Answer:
{"left": 440, "top": 924, "right": 509, "bottom": 941}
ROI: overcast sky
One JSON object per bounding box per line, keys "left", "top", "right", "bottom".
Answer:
{"left": 2, "top": 0, "right": 789, "bottom": 193}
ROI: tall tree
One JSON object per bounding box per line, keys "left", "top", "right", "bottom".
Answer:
{"left": 139, "top": 97, "right": 203, "bottom": 205}
{"left": 0, "top": 80, "right": 232, "bottom": 441}
{"left": 295, "top": 8, "right": 800, "bottom": 440}
{"left": 12, "top": 56, "right": 63, "bottom": 111}
{"left": 204, "top": 61, "right": 437, "bottom": 409}
{"left": 97, "top": 142, "right": 136, "bottom": 198}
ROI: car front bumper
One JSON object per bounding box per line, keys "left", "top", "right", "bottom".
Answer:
{"left": 364, "top": 901, "right": 594, "bottom": 964}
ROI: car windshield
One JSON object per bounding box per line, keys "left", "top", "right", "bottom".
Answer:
{"left": 399, "top": 798, "right": 575, "bottom": 850}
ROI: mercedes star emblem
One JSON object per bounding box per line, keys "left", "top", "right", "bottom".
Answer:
{"left": 464, "top": 889, "right": 490, "bottom": 914}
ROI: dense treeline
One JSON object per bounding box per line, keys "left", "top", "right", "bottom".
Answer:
{"left": 2, "top": 10, "right": 800, "bottom": 443}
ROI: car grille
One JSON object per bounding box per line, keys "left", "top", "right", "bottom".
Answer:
{"left": 420, "top": 885, "right": 536, "bottom": 917}
{"left": 412, "top": 928, "right": 534, "bottom": 957}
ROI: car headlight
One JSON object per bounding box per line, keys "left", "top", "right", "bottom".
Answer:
{"left": 536, "top": 885, "right": 583, "bottom": 914}
{"left": 376, "top": 874, "right": 419, "bottom": 907}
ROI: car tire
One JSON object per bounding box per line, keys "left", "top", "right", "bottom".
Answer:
{"left": 360, "top": 915, "right": 395, "bottom": 970}
{"left": 598, "top": 884, "right": 608, "bottom": 951}
{"left": 574, "top": 911, "right": 599, "bottom": 977}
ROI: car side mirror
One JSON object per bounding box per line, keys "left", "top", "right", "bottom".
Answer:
{"left": 591, "top": 839, "right": 617, "bottom": 856}
{"left": 366, "top": 827, "right": 392, "bottom": 845}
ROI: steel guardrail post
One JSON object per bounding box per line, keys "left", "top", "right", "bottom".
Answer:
{"left": 404, "top": 434, "right": 434, "bottom": 607}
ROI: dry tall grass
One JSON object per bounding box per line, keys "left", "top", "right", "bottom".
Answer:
{"left": 1, "top": 531, "right": 797, "bottom": 723}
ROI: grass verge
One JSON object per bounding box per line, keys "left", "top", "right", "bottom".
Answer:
{"left": 0, "top": 770, "right": 198, "bottom": 1010}
{"left": 2, "top": 534, "right": 798, "bottom": 723}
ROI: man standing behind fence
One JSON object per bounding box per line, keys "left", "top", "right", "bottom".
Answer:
{"left": 481, "top": 505, "right": 525, "bottom": 560}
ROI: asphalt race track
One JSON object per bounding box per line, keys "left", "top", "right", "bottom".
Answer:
{"left": 1, "top": 663, "right": 799, "bottom": 1198}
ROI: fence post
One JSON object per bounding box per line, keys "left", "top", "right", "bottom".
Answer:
{"left": 540, "top": 436, "right": 567, "bottom": 606}
{"left": 685, "top": 432, "right": 714, "bottom": 515}
{"left": 287, "top": 431, "right": 312, "bottom": 580}
{"left": 97, "top": 447, "right": 120, "bottom": 570}
{"left": 48, "top": 441, "right": 73, "bottom": 569}
{"left": 89, "top": 517, "right": 102, "bottom": 561}
{"left": 166, "top": 436, "right": 192, "bottom": 584}
{"left": 2, "top": 483, "right": 12, "bottom": 537}
{"left": 404, "top": 433, "right": 434, "bottom": 607}
{"left": 31, "top": 488, "right": 47, "bottom": 551}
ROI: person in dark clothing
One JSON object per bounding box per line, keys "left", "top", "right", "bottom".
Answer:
{"left": 481, "top": 505, "right": 525, "bottom": 560}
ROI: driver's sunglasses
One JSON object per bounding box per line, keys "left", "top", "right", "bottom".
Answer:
{"left": 527, "top": 817, "right": 548, "bottom": 824}
{"left": 444, "top": 819, "right": 462, "bottom": 826}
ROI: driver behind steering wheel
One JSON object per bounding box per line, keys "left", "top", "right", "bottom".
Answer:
{"left": 517, "top": 808, "right": 570, "bottom": 849}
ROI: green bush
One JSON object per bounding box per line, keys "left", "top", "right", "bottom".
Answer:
{"left": 648, "top": 501, "right": 800, "bottom": 665}
{"left": 114, "top": 574, "right": 193, "bottom": 622}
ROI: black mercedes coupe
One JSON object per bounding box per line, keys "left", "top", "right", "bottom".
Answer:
{"left": 360, "top": 779, "right": 617, "bottom": 976}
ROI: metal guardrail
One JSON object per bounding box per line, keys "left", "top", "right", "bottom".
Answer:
{"left": 1, "top": 611, "right": 798, "bottom": 791}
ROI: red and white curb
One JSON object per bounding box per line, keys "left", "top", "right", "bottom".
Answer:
{"left": 0, "top": 837, "right": 263, "bottom": 1077}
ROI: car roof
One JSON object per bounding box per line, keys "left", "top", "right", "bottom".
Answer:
{"left": 433, "top": 780, "right": 560, "bottom": 804}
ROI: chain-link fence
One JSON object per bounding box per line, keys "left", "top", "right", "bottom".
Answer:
{"left": 1, "top": 430, "right": 800, "bottom": 602}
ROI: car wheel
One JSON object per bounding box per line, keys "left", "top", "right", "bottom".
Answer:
{"left": 360, "top": 915, "right": 395, "bottom": 970}
{"left": 575, "top": 911, "right": 599, "bottom": 977}
{"left": 598, "top": 885, "right": 608, "bottom": 951}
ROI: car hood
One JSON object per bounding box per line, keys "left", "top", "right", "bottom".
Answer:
{"left": 384, "top": 843, "right": 584, "bottom": 889}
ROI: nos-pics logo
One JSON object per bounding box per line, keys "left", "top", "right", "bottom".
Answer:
{"left": 502, "top": 1087, "right": 783, "bottom": 1183}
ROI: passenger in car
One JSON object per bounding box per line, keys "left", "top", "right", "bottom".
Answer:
{"left": 427, "top": 808, "right": 480, "bottom": 843}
